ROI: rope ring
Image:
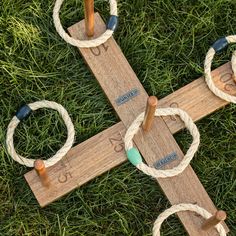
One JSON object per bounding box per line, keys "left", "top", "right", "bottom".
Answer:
{"left": 231, "top": 50, "right": 236, "bottom": 82}
{"left": 124, "top": 108, "right": 200, "bottom": 178}
{"left": 204, "top": 35, "right": 236, "bottom": 103}
{"left": 153, "top": 203, "right": 227, "bottom": 236}
{"left": 53, "top": 0, "right": 118, "bottom": 48}
{"left": 6, "top": 100, "right": 75, "bottom": 168}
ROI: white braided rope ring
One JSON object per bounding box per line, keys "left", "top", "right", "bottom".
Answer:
{"left": 153, "top": 203, "right": 227, "bottom": 236}
{"left": 204, "top": 35, "right": 236, "bottom": 103}
{"left": 6, "top": 100, "right": 75, "bottom": 168}
{"left": 53, "top": 0, "right": 118, "bottom": 48}
{"left": 124, "top": 108, "right": 200, "bottom": 178}
{"left": 231, "top": 50, "right": 236, "bottom": 82}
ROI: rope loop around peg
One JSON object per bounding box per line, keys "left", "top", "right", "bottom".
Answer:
{"left": 204, "top": 35, "right": 236, "bottom": 103}
{"left": 6, "top": 100, "right": 75, "bottom": 168}
{"left": 153, "top": 203, "right": 227, "bottom": 236}
{"left": 124, "top": 108, "right": 200, "bottom": 178}
{"left": 53, "top": 0, "right": 118, "bottom": 48}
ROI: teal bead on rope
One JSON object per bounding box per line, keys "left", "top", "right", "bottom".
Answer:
{"left": 126, "top": 147, "right": 143, "bottom": 166}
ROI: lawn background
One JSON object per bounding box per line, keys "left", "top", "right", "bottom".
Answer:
{"left": 0, "top": 0, "right": 236, "bottom": 235}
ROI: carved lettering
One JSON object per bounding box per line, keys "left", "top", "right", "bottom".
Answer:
{"left": 90, "top": 44, "right": 109, "bottom": 56}
{"left": 220, "top": 72, "right": 236, "bottom": 92}
{"left": 220, "top": 72, "right": 232, "bottom": 84}
{"left": 109, "top": 134, "right": 125, "bottom": 153}
{"left": 60, "top": 160, "right": 67, "bottom": 168}
{"left": 58, "top": 171, "right": 72, "bottom": 183}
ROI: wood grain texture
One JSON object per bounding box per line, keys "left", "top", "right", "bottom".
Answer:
{"left": 25, "top": 122, "right": 127, "bottom": 207}
{"left": 161, "top": 62, "right": 236, "bottom": 133}
{"left": 24, "top": 13, "right": 235, "bottom": 234}
{"left": 25, "top": 66, "right": 236, "bottom": 207}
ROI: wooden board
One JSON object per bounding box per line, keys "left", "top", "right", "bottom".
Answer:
{"left": 161, "top": 62, "right": 236, "bottom": 133}
{"left": 24, "top": 13, "right": 235, "bottom": 234}
{"left": 25, "top": 122, "right": 127, "bottom": 206}
{"left": 25, "top": 61, "right": 236, "bottom": 209}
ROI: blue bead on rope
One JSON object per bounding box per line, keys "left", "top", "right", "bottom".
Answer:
{"left": 106, "top": 15, "right": 118, "bottom": 31}
{"left": 16, "top": 105, "right": 32, "bottom": 121}
{"left": 126, "top": 147, "right": 143, "bottom": 166}
{"left": 212, "top": 37, "right": 228, "bottom": 53}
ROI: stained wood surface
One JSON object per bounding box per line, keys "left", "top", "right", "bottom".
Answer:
{"left": 25, "top": 70, "right": 235, "bottom": 207}
{"left": 24, "top": 13, "right": 235, "bottom": 235}
{"left": 161, "top": 62, "right": 236, "bottom": 133}
{"left": 25, "top": 123, "right": 127, "bottom": 207}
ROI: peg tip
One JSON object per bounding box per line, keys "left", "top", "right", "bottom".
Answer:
{"left": 34, "top": 159, "right": 50, "bottom": 187}
{"left": 148, "top": 96, "right": 158, "bottom": 107}
{"left": 202, "top": 210, "right": 227, "bottom": 231}
{"left": 215, "top": 210, "right": 227, "bottom": 221}
{"left": 34, "top": 159, "right": 45, "bottom": 171}
{"left": 142, "top": 96, "right": 158, "bottom": 132}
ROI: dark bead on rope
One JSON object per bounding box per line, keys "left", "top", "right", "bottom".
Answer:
{"left": 106, "top": 15, "right": 118, "bottom": 31}
{"left": 16, "top": 105, "right": 32, "bottom": 121}
{"left": 212, "top": 37, "right": 228, "bottom": 53}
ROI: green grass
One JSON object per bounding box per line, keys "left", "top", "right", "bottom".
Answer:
{"left": 0, "top": 0, "right": 236, "bottom": 235}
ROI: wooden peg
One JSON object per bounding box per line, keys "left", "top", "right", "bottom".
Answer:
{"left": 84, "top": 0, "right": 94, "bottom": 37}
{"left": 142, "top": 96, "right": 158, "bottom": 132}
{"left": 34, "top": 160, "right": 50, "bottom": 187}
{"left": 202, "top": 210, "right": 227, "bottom": 231}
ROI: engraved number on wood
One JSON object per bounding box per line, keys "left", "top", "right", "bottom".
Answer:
{"left": 109, "top": 133, "right": 125, "bottom": 153}
{"left": 220, "top": 72, "right": 236, "bottom": 92}
{"left": 90, "top": 44, "right": 109, "bottom": 56}
{"left": 58, "top": 159, "right": 72, "bottom": 183}
{"left": 58, "top": 171, "right": 72, "bottom": 183}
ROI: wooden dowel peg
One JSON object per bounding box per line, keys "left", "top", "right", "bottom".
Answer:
{"left": 84, "top": 0, "right": 94, "bottom": 37}
{"left": 34, "top": 159, "right": 50, "bottom": 187}
{"left": 202, "top": 210, "right": 227, "bottom": 231}
{"left": 142, "top": 96, "right": 158, "bottom": 132}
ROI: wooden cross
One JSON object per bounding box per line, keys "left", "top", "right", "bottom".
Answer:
{"left": 25, "top": 13, "right": 235, "bottom": 235}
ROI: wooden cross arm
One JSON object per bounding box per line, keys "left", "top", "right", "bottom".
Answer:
{"left": 25, "top": 62, "right": 235, "bottom": 210}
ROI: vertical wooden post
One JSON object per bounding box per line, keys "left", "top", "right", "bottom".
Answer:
{"left": 142, "top": 96, "right": 158, "bottom": 132}
{"left": 34, "top": 160, "right": 50, "bottom": 187}
{"left": 84, "top": 0, "right": 94, "bottom": 37}
{"left": 202, "top": 210, "right": 227, "bottom": 231}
